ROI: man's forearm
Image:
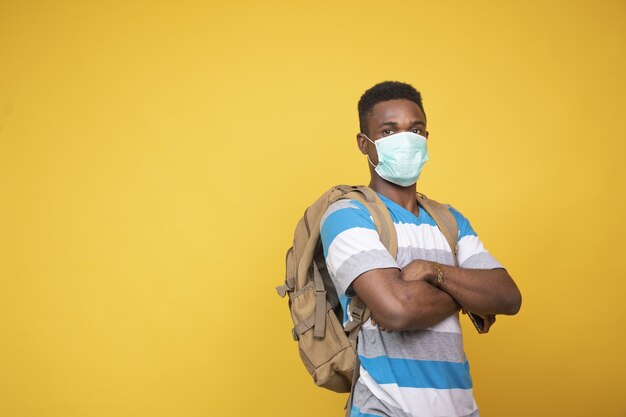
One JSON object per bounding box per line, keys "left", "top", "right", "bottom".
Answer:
{"left": 433, "top": 265, "right": 521, "bottom": 316}
{"left": 391, "top": 280, "right": 461, "bottom": 330}
{"left": 352, "top": 267, "right": 460, "bottom": 332}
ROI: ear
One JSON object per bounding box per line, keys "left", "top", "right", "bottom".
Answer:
{"left": 424, "top": 130, "right": 429, "bottom": 139}
{"left": 356, "top": 133, "right": 369, "bottom": 155}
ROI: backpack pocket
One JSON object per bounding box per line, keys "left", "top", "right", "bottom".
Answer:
{"left": 291, "top": 284, "right": 356, "bottom": 393}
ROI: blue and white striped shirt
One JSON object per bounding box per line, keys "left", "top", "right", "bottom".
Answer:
{"left": 320, "top": 193, "right": 503, "bottom": 417}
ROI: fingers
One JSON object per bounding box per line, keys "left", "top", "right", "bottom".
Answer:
{"left": 480, "top": 314, "right": 496, "bottom": 333}
{"left": 400, "top": 259, "right": 435, "bottom": 282}
{"left": 370, "top": 316, "right": 389, "bottom": 332}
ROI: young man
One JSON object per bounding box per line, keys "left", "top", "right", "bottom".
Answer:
{"left": 320, "top": 81, "right": 522, "bottom": 417}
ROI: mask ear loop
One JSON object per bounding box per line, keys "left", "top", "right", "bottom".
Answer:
{"left": 361, "top": 133, "right": 378, "bottom": 168}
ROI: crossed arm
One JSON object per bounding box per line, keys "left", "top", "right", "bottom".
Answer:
{"left": 352, "top": 261, "right": 521, "bottom": 332}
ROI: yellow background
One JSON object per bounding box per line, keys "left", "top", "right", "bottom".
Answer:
{"left": 1, "top": 1, "right": 625, "bottom": 416}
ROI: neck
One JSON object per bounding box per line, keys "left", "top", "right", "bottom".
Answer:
{"left": 369, "top": 175, "right": 419, "bottom": 216}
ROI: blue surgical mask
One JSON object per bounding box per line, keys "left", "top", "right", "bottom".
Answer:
{"left": 364, "top": 131, "right": 429, "bottom": 187}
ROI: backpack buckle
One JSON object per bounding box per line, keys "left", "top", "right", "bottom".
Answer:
{"left": 276, "top": 277, "right": 295, "bottom": 298}
{"left": 350, "top": 300, "right": 366, "bottom": 322}
{"left": 351, "top": 308, "right": 364, "bottom": 322}
{"left": 276, "top": 285, "right": 288, "bottom": 297}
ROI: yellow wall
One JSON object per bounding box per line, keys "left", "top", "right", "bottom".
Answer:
{"left": 1, "top": 1, "right": 625, "bottom": 416}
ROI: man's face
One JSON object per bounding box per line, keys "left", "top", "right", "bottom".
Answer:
{"left": 357, "top": 99, "right": 428, "bottom": 165}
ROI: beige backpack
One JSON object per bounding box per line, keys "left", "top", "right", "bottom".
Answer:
{"left": 276, "top": 185, "right": 460, "bottom": 395}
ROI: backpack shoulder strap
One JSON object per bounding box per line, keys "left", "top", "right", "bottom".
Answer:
{"left": 338, "top": 185, "right": 397, "bottom": 329}
{"left": 316, "top": 186, "right": 397, "bottom": 331}
{"left": 330, "top": 186, "right": 398, "bottom": 417}
{"left": 335, "top": 185, "right": 398, "bottom": 258}
{"left": 416, "top": 192, "right": 459, "bottom": 266}
{"left": 331, "top": 185, "right": 398, "bottom": 330}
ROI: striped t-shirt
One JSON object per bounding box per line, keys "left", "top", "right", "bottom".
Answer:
{"left": 319, "top": 193, "right": 503, "bottom": 417}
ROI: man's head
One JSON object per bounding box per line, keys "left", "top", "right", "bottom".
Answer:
{"left": 356, "top": 81, "right": 430, "bottom": 188}
{"left": 358, "top": 81, "right": 426, "bottom": 136}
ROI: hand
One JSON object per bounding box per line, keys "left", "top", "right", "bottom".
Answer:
{"left": 400, "top": 259, "right": 437, "bottom": 283}
{"left": 463, "top": 310, "right": 496, "bottom": 333}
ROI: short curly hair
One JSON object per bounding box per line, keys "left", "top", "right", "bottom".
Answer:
{"left": 358, "top": 81, "right": 425, "bottom": 135}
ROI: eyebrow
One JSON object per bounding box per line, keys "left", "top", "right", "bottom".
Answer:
{"left": 377, "top": 120, "right": 425, "bottom": 128}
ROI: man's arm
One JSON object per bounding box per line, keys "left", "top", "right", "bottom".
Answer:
{"left": 351, "top": 267, "right": 461, "bottom": 332}
{"left": 436, "top": 264, "right": 521, "bottom": 316}
{"left": 353, "top": 261, "right": 520, "bottom": 332}
{"left": 402, "top": 260, "right": 522, "bottom": 316}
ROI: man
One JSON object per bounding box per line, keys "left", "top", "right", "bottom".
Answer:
{"left": 319, "top": 81, "right": 522, "bottom": 417}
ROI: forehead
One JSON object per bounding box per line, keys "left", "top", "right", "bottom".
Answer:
{"left": 368, "top": 99, "right": 426, "bottom": 125}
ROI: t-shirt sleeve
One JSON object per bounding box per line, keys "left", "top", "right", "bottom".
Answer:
{"left": 320, "top": 199, "right": 398, "bottom": 298}
{"left": 448, "top": 206, "right": 504, "bottom": 270}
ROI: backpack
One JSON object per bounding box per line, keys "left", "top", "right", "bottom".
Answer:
{"left": 276, "top": 185, "right": 460, "bottom": 395}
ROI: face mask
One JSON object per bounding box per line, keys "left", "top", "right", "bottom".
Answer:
{"left": 364, "top": 131, "right": 429, "bottom": 187}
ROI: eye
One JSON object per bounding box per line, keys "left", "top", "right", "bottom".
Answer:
{"left": 411, "top": 128, "right": 423, "bottom": 135}
{"left": 383, "top": 129, "right": 395, "bottom": 136}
